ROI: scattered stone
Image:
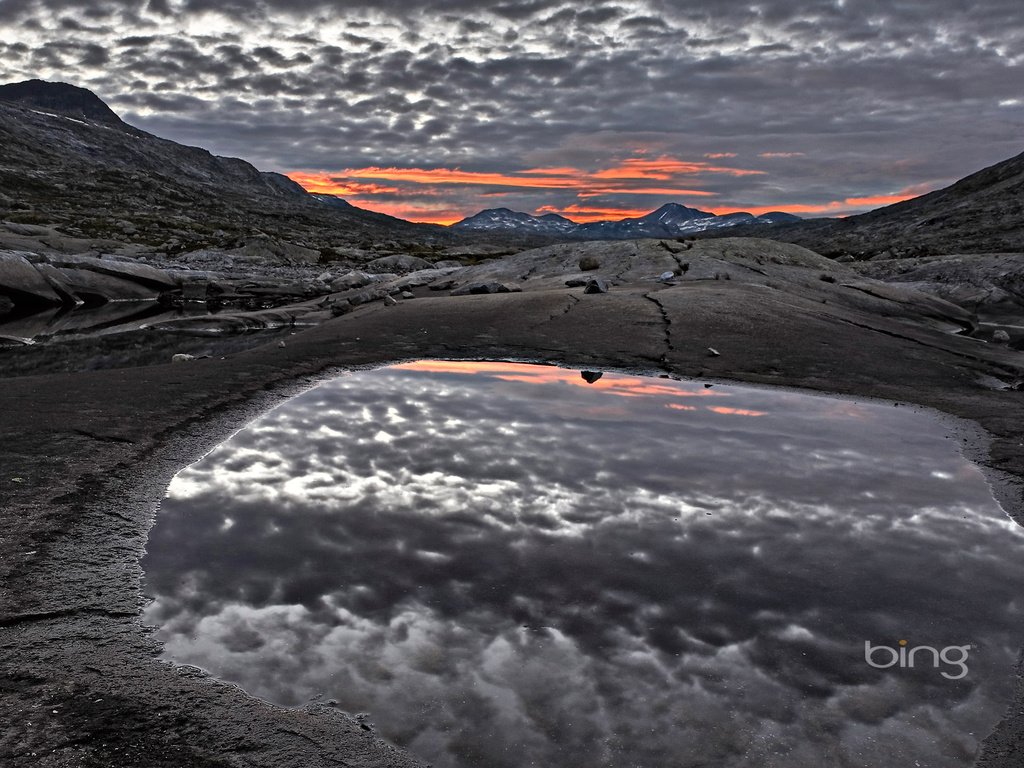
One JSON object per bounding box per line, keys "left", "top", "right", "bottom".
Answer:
{"left": 993, "top": 329, "right": 1011, "bottom": 344}
{"left": 277, "top": 340, "right": 287, "bottom": 348}
{"left": 450, "top": 282, "right": 520, "bottom": 296}
{"left": 579, "top": 255, "right": 600, "bottom": 271}
{"left": 400, "top": 291, "right": 415, "bottom": 300}
{"left": 707, "top": 347, "right": 721, "bottom": 357}
{"left": 658, "top": 271, "right": 676, "bottom": 283}
{"left": 171, "top": 353, "right": 195, "bottom": 363}
{"left": 584, "top": 278, "right": 609, "bottom": 294}
{"left": 580, "top": 371, "right": 603, "bottom": 384}
{"left": 383, "top": 295, "right": 398, "bottom": 306}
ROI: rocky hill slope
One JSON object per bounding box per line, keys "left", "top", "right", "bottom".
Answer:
{"left": 715, "top": 150, "right": 1024, "bottom": 259}
{"left": 0, "top": 80, "right": 461, "bottom": 257}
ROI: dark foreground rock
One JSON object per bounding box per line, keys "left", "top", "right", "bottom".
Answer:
{"left": 1, "top": 259, "right": 1024, "bottom": 767}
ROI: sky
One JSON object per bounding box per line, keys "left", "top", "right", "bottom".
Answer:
{"left": 2, "top": 1, "right": 1023, "bottom": 224}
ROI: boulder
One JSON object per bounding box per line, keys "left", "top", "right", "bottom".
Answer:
{"left": 0, "top": 251, "right": 63, "bottom": 305}
{"left": 44, "top": 254, "right": 178, "bottom": 290}
{"left": 54, "top": 266, "right": 160, "bottom": 303}
{"left": 330, "top": 271, "right": 382, "bottom": 291}
{"left": 32, "top": 263, "right": 83, "bottom": 305}
{"left": 365, "top": 254, "right": 433, "bottom": 273}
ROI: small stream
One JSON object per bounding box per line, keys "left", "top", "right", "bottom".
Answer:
{"left": 142, "top": 361, "right": 1024, "bottom": 768}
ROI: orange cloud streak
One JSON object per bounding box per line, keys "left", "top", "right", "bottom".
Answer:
{"left": 707, "top": 406, "right": 767, "bottom": 417}
{"left": 535, "top": 204, "right": 658, "bottom": 222}
{"left": 592, "top": 157, "right": 765, "bottom": 180}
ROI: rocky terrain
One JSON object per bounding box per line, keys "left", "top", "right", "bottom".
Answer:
{"left": 712, "top": 150, "right": 1024, "bottom": 259}
{"left": 1, "top": 77, "right": 1024, "bottom": 768}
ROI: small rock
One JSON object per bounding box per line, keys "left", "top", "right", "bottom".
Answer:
{"left": 993, "top": 329, "right": 1011, "bottom": 344}
{"left": 580, "top": 371, "right": 603, "bottom": 384}
{"left": 277, "top": 340, "right": 287, "bottom": 348}
{"left": 316, "top": 271, "right": 333, "bottom": 283}
{"left": 383, "top": 295, "right": 398, "bottom": 306}
{"left": 584, "top": 278, "right": 609, "bottom": 294}
{"left": 565, "top": 278, "right": 589, "bottom": 287}
{"left": 451, "top": 282, "right": 520, "bottom": 296}
{"left": 578, "top": 255, "right": 600, "bottom": 271}
{"left": 658, "top": 271, "right": 676, "bottom": 283}
{"left": 330, "top": 300, "right": 353, "bottom": 317}
{"left": 707, "top": 347, "right": 720, "bottom": 357}
{"left": 171, "top": 353, "right": 195, "bottom": 363}
{"left": 400, "top": 291, "right": 415, "bottom": 300}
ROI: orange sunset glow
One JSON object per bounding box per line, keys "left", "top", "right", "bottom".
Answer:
{"left": 287, "top": 158, "right": 928, "bottom": 225}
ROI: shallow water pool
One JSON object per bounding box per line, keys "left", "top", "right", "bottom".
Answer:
{"left": 143, "top": 361, "right": 1024, "bottom": 768}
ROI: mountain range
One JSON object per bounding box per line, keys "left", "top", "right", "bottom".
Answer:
{"left": 452, "top": 205, "right": 802, "bottom": 239}
{"left": 1, "top": 79, "right": 1021, "bottom": 261}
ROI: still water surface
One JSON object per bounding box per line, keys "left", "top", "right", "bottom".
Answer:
{"left": 143, "top": 361, "right": 1024, "bottom": 768}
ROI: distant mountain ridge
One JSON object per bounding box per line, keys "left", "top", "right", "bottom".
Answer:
{"left": 452, "top": 204, "right": 802, "bottom": 239}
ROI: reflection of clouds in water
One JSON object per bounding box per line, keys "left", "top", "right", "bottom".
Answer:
{"left": 144, "top": 364, "right": 1024, "bottom": 768}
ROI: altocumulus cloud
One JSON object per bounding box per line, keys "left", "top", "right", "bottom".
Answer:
{"left": 2, "top": 0, "right": 1023, "bottom": 221}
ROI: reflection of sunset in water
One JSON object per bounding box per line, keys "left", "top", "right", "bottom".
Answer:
{"left": 144, "top": 362, "right": 1024, "bottom": 768}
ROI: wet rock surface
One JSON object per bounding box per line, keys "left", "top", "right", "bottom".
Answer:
{"left": 1, "top": 237, "right": 1024, "bottom": 767}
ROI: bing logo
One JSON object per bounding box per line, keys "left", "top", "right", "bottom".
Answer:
{"left": 864, "top": 639, "right": 970, "bottom": 680}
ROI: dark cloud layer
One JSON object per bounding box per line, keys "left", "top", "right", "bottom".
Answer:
{"left": 143, "top": 363, "right": 1024, "bottom": 768}
{"left": 2, "top": 2, "right": 1022, "bottom": 220}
